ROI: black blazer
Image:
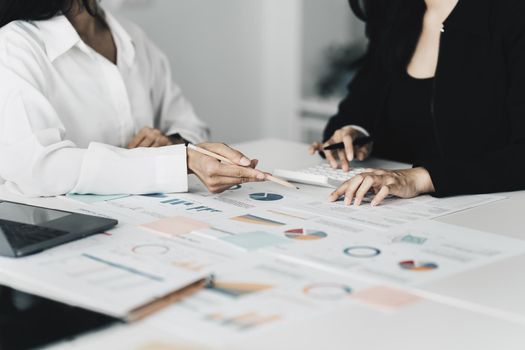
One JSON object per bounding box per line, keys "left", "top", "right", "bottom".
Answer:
{"left": 324, "top": 0, "right": 525, "bottom": 197}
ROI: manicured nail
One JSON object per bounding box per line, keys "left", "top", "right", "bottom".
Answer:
{"left": 240, "top": 157, "right": 251, "bottom": 166}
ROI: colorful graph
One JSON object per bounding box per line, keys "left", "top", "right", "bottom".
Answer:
{"left": 141, "top": 193, "right": 168, "bottom": 198}
{"left": 161, "top": 198, "right": 221, "bottom": 213}
{"left": 303, "top": 283, "right": 352, "bottom": 300}
{"left": 249, "top": 193, "right": 284, "bottom": 202}
{"left": 131, "top": 244, "right": 170, "bottom": 256}
{"left": 231, "top": 214, "right": 285, "bottom": 227}
{"left": 399, "top": 260, "right": 438, "bottom": 271}
{"left": 209, "top": 282, "right": 274, "bottom": 298}
{"left": 394, "top": 234, "right": 428, "bottom": 245}
{"left": 205, "top": 312, "right": 282, "bottom": 331}
{"left": 285, "top": 228, "right": 328, "bottom": 241}
{"left": 343, "top": 246, "right": 381, "bottom": 258}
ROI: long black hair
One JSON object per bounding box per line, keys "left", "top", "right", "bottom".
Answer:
{"left": 348, "top": 0, "right": 426, "bottom": 71}
{"left": 0, "top": 0, "right": 97, "bottom": 28}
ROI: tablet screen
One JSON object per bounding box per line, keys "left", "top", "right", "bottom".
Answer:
{"left": 0, "top": 202, "right": 70, "bottom": 225}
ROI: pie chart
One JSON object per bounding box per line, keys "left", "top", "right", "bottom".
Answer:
{"left": 343, "top": 246, "right": 381, "bottom": 258}
{"left": 249, "top": 193, "right": 284, "bottom": 201}
{"left": 285, "top": 228, "right": 328, "bottom": 241}
{"left": 399, "top": 260, "right": 438, "bottom": 271}
{"left": 132, "top": 244, "right": 170, "bottom": 255}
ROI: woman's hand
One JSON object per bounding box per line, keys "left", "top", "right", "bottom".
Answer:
{"left": 188, "top": 143, "right": 267, "bottom": 194}
{"left": 329, "top": 167, "right": 435, "bottom": 207}
{"left": 128, "top": 127, "right": 173, "bottom": 148}
{"left": 309, "top": 126, "right": 373, "bottom": 172}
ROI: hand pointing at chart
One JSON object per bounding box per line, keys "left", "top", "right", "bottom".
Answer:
{"left": 187, "top": 143, "right": 266, "bottom": 194}
{"left": 188, "top": 143, "right": 298, "bottom": 194}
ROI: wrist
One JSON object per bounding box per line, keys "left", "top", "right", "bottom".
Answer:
{"left": 412, "top": 167, "right": 435, "bottom": 194}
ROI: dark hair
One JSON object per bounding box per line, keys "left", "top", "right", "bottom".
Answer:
{"left": 0, "top": 0, "right": 97, "bottom": 28}
{"left": 348, "top": 0, "right": 426, "bottom": 71}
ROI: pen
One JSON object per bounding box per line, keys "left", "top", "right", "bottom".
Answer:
{"left": 187, "top": 144, "right": 299, "bottom": 190}
{"left": 323, "top": 136, "right": 373, "bottom": 151}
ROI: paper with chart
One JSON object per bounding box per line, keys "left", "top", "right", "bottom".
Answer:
{"left": 0, "top": 227, "right": 209, "bottom": 319}
{"left": 146, "top": 253, "right": 375, "bottom": 345}
{"left": 263, "top": 219, "right": 525, "bottom": 285}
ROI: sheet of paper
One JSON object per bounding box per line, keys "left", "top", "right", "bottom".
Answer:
{"left": 288, "top": 194, "right": 505, "bottom": 231}
{"left": 142, "top": 216, "right": 211, "bottom": 236}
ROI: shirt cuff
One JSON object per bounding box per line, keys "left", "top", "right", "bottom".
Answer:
{"left": 72, "top": 142, "right": 188, "bottom": 195}
{"left": 349, "top": 125, "right": 370, "bottom": 137}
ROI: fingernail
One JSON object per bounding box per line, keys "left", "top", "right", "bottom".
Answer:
{"left": 240, "top": 157, "right": 251, "bottom": 166}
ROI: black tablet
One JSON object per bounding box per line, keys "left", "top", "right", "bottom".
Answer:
{"left": 0, "top": 285, "right": 119, "bottom": 350}
{"left": 0, "top": 200, "right": 118, "bottom": 257}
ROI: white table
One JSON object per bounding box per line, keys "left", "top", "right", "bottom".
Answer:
{"left": 3, "top": 139, "right": 524, "bottom": 350}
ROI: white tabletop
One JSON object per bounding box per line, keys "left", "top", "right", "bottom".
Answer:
{"left": 4, "top": 139, "right": 525, "bottom": 350}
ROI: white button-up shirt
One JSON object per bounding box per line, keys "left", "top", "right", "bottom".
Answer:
{"left": 0, "top": 11, "right": 209, "bottom": 196}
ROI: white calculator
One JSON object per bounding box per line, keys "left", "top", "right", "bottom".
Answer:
{"left": 274, "top": 164, "right": 365, "bottom": 188}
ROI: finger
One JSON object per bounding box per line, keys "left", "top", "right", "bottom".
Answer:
{"left": 342, "top": 133, "right": 354, "bottom": 162}
{"left": 128, "top": 128, "right": 150, "bottom": 148}
{"left": 309, "top": 143, "right": 323, "bottom": 155}
{"left": 128, "top": 134, "right": 146, "bottom": 149}
{"left": 208, "top": 176, "right": 259, "bottom": 194}
{"left": 137, "top": 136, "right": 156, "bottom": 148}
{"left": 356, "top": 147, "right": 367, "bottom": 161}
{"left": 205, "top": 143, "right": 252, "bottom": 166}
{"left": 338, "top": 148, "right": 350, "bottom": 172}
{"left": 213, "top": 164, "right": 266, "bottom": 181}
{"left": 324, "top": 149, "right": 339, "bottom": 169}
{"left": 343, "top": 175, "right": 366, "bottom": 206}
{"left": 329, "top": 182, "right": 350, "bottom": 202}
{"left": 371, "top": 185, "right": 390, "bottom": 207}
{"left": 354, "top": 175, "right": 376, "bottom": 207}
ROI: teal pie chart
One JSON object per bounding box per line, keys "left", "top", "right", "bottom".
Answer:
{"left": 249, "top": 193, "right": 284, "bottom": 201}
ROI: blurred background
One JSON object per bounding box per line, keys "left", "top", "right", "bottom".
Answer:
{"left": 106, "top": 0, "right": 366, "bottom": 144}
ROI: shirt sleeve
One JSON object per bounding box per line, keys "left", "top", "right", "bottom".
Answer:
{"left": 0, "top": 76, "right": 189, "bottom": 197}
{"left": 146, "top": 38, "right": 210, "bottom": 145}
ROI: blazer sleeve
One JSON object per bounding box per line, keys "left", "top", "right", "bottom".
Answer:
{"left": 418, "top": 17, "right": 525, "bottom": 197}
{"left": 323, "top": 25, "right": 387, "bottom": 142}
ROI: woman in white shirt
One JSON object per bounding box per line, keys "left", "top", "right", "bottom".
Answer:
{"left": 0, "top": 0, "right": 265, "bottom": 196}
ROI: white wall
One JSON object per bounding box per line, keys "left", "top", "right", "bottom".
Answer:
{"left": 302, "top": 0, "right": 364, "bottom": 98}
{"left": 114, "top": 0, "right": 268, "bottom": 143}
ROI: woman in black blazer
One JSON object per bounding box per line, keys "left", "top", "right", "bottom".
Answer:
{"left": 313, "top": 0, "right": 525, "bottom": 206}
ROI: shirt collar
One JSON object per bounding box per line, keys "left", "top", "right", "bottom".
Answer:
{"left": 35, "top": 15, "right": 81, "bottom": 62}
{"left": 34, "top": 10, "right": 136, "bottom": 67}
